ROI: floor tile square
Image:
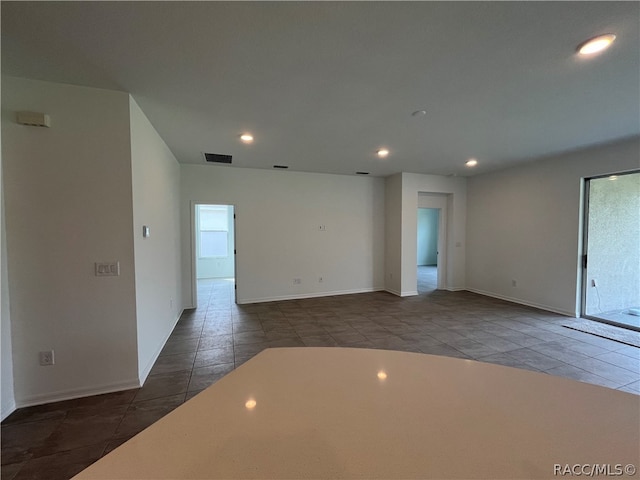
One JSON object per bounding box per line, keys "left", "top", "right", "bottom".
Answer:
{"left": 11, "top": 443, "right": 106, "bottom": 480}
{"left": 116, "top": 394, "right": 185, "bottom": 438}
{"left": 134, "top": 371, "right": 191, "bottom": 402}
{"left": 149, "top": 352, "right": 196, "bottom": 375}
{"left": 194, "top": 347, "right": 235, "bottom": 368}
{"left": 188, "top": 363, "right": 234, "bottom": 392}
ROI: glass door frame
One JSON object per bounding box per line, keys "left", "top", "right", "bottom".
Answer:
{"left": 580, "top": 169, "right": 640, "bottom": 331}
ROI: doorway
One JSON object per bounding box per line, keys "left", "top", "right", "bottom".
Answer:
{"left": 582, "top": 171, "right": 640, "bottom": 330}
{"left": 192, "top": 203, "right": 236, "bottom": 307}
{"left": 417, "top": 208, "right": 439, "bottom": 293}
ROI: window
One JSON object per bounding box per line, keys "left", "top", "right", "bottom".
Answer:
{"left": 198, "top": 205, "right": 230, "bottom": 258}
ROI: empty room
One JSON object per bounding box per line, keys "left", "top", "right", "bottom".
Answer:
{"left": 1, "top": 2, "right": 639, "bottom": 479}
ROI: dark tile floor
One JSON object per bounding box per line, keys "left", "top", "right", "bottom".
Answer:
{"left": 417, "top": 265, "right": 437, "bottom": 293}
{"left": 2, "top": 275, "right": 639, "bottom": 480}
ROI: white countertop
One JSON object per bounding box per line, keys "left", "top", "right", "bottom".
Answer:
{"left": 74, "top": 347, "right": 639, "bottom": 479}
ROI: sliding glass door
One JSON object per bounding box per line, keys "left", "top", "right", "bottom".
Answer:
{"left": 582, "top": 171, "right": 640, "bottom": 330}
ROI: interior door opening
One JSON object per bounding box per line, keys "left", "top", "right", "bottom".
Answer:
{"left": 193, "top": 203, "right": 236, "bottom": 307}
{"left": 582, "top": 171, "right": 640, "bottom": 331}
{"left": 417, "top": 208, "right": 440, "bottom": 293}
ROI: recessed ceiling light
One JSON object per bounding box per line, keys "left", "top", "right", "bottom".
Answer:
{"left": 577, "top": 34, "right": 616, "bottom": 55}
{"left": 273, "top": 165, "right": 289, "bottom": 169}
{"left": 411, "top": 110, "right": 427, "bottom": 117}
{"left": 608, "top": 175, "right": 619, "bottom": 181}
{"left": 356, "top": 171, "right": 370, "bottom": 175}
{"left": 466, "top": 158, "right": 478, "bottom": 167}
{"left": 240, "top": 133, "right": 254, "bottom": 144}
{"left": 377, "top": 149, "right": 389, "bottom": 158}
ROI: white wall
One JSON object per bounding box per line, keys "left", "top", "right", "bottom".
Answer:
{"left": 2, "top": 77, "right": 139, "bottom": 406}
{"left": 1, "top": 115, "right": 16, "bottom": 420}
{"left": 129, "top": 97, "right": 182, "bottom": 383}
{"left": 384, "top": 174, "right": 403, "bottom": 295}
{"left": 181, "top": 166, "right": 385, "bottom": 305}
{"left": 1, "top": 207, "right": 14, "bottom": 420}
{"left": 466, "top": 137, "right": 640, "bottom": 316}
{"left": 393, "top": 173, "right": 467, "bottom": 295}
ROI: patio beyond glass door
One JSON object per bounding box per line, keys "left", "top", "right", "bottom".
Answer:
{"left": 582, "top": 171, "right": 640, "bottom": 330}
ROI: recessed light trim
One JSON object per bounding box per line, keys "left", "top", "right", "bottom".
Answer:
{"left": 411, "top": 110, "right": 427, "bottom": 117}
{"left": 273, "top": 165, "right": 289, "bottom": 169}
{"left": 240, "top": 133, "right": 254, "bottom": 144}
{"left": 377, "top": 149, "right": 389, "bottom": 158}
{"left": 577, "top": 34, "right": 616, "bottom": 55}
{"left": 466, "top": 158, "right": 478, "bottom": 167}
{"left": 356, "top": 171, "right": 370, "bottom": 175}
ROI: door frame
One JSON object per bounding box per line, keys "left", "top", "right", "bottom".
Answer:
{"left": 416, "top": 193, "right": 448, "bottom": 291}
{"left": 417, "top": 207, "right": 444, "bottom": 290}
{"left": 580, "top": 170, "right": 640, "bottom": 330}
{"left": 190, "top": 201, "right": 237, "bottom": 308}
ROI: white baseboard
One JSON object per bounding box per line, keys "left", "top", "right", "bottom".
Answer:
{"left": 238, "top": 287, "right": 385, "bottom": 305}
{"left": 1, "top": 399, "right": 16, "bottom": 421}
{"left": 138, "top": 308, "right": 185, "bottom": 385}
{"left": 446, "top": 286, "right": 466, "bottom": 292}
{"left": 465, "top": 288, "right": 576, "bottom": 317}
{"left": 401, "top": 290, "right": 419, "bottom": 297}
{"left": 385, "top": 289, "right": 419, "bottom": 297}
{"left": 16, "top": 378, "right": 141, "bottom": 409}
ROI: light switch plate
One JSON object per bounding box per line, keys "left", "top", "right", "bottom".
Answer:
{"left": 95, "top": 261, "right": 120, "bottom": 276}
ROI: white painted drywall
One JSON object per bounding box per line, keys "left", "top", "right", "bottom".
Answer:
{"left": 384, "top": 174, "right": 403, "bottom": 296}
{"left": 466, "top": 137, "right": 640, "bottom": 316}
{"left": 181, "top": 166, "right": 385, "bottom": 305}
{"left": 1, "top": 209, "right": 15, "bottom": 420}
{"left": 1, "top": 119, "right": 16, "bottom": 420}
{"left": 417, "top": 209, "right": 439, "bottom": 266}
{"left": 129, "top": 97, "right": 182, "bottom": 383}
{"left": 2, "top": 77, "right": 139, "bottom": 406}
{"left": 398, "top": 173, "right": 467, "bottom": 295}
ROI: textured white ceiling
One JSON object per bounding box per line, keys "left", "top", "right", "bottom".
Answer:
{"left": 2, "top": 2, "right": 639, "bottom": 177}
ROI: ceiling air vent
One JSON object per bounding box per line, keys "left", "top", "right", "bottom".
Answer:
{"left": 203, "top": 153, "right": 232, "bottom": 164}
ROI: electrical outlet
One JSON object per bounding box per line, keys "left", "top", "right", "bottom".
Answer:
{"left": 293, "top": 278, "right": 302, "bottom": 285}
{"left": 591, "top": 279, "right": 597, "bottom": 287}
{"left": 39, "top": 350, "right": 55, "bottom": 366}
